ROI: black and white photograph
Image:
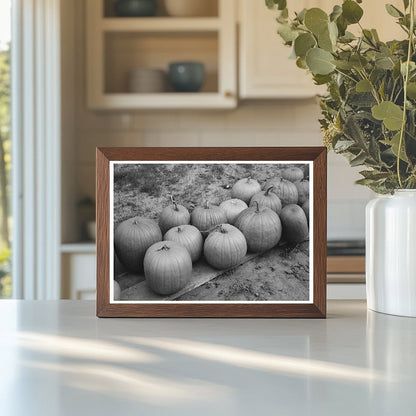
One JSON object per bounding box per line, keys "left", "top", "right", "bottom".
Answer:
{"left": 110, "top": 161, "right": 313, "bottom": 303}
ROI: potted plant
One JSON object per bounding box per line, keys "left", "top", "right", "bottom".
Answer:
{"left": 266, "top": 0, "right": 416, "bottom": 316}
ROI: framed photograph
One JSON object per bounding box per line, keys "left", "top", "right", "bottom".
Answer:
{"left": 96, "top": 147, "right": 327, "bottom": 318}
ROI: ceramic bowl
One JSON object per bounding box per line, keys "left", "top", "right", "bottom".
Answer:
{"left": 164, "top": 0, "right": 217, "bottom": 17}
{"left": 168, "top": 62, "right": 205, "bottom": 92}
{"left": 128, "top": 68, "right": 167, "bottom": 93}
{"left": 114, "top": 0, "right": 158, "bottom": 17}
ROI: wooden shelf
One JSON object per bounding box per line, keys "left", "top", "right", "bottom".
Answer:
{"left": 61, "top": 242, "right": 96, "bottom": 254}
{"left": 89, "top": 92, "right": 235, "bottom": 110}
{"left": 327, "top": 256, "right": 365, "bottom": 274}
{"left": 101, "top": 17, "right": 221, "bottom": 32}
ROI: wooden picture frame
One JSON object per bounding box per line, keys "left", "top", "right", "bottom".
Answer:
{"left": 96, "top": 147, "right": 327, "bottom": 318}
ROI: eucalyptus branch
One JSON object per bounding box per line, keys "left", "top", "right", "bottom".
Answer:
{"left": 397, "top": 0, "right": 415, "bottom": 188}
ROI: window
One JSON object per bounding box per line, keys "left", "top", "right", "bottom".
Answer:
{"left": 0, "top": 0, "right": 11, "bottom": 298}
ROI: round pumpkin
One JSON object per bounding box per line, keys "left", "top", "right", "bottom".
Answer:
{"left": 280, "top": 204, "right": 309, "bottom": 243}
{"left": 303, "top": 164, "right": 310, "bottom": 179}
{"left": 282, "top": 166, "right": 304, "bottom": 182}
{"left": 250, "top": 186, "right": 282, "bottom": 214}
{"left": 204, "top": 224, "right": 247, "bottom": 270}
{"left": 302, "top": 200, "right": 309, "bottom": 223}
{"left": 295, "top": 179, "right": 309, "bottom": 205}
{"left": 191, "top": 202, "right": 227, "bottom": 232}
{"left": 231, "top": 177, "right": 261, "bottom": 203}
{"left": 219, "top": 198, "right": 248, "bottom": 224}
{"left": 114, "top": 252, "right": 127, "bottom": 277}
{"left": 144, "top": 241, "right": 192, "bottom": 295}
{"left": 114, "top": 281, "right": 121, "bottom": 301}
{"left": 164, "top": 224, "right": 203, "bottom": 262}
{"left": 264, "top": 177, "right": 298, "bottom": 206}
{"left": 114, "top": 217, "right": 162, "bottom": 273}
{"left": 159, "top": 197, "right": 190, "bottom": 234}
{"left": 235, "top": 201, "right": 282, "bottom": 252}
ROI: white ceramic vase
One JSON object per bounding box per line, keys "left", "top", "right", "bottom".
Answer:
{"left": 366, "top": 190, "right": 416, "bottom": 317}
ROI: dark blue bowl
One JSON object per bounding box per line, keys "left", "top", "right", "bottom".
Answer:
{"left": 168, "top": 62, "right": 205, "bottom": 93}
{"left": 114, "top": 0, "right": 158, "bottom": 17}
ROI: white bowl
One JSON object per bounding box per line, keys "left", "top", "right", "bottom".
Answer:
{"left": 128, "top": 68, "right": 167, "bottom": 93}
{"left": 164, "top": 0, "right": 217, "bottom": 17}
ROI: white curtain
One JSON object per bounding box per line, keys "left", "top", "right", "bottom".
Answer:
{"left": 12, "top": 0, "right": 61, "bottom": 299}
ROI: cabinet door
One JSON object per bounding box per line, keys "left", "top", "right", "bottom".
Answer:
{"left": 238, "top": 0, "right": 403, "bottom": 99}
{"left": 62, "top": 253, "right": 96, "bottom": 300}
{"left": 239, "top": 0, "right": 325, "bottom": 99}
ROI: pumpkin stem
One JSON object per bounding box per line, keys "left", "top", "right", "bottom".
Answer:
{"left": 253, "top": 200, "right": 260, "bottom": 212}
{"left": 156, "top": 244, "right": 170, "bottom": 252}
{"left": 265, "top": 186, "right": 274, "bottom": 196}
{"left": 170, "top": 195, "right": 178, "bottom": 211}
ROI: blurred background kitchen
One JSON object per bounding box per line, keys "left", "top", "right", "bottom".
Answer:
{"left": 1, "top": 0, "right": 404, "bottom": 300}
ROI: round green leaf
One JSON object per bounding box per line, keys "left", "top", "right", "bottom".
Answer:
{"left": 296, "top": 57, "right": 308, "bottom": 69}
{"left": 277, "top": 23, "right": 298, "bottom": 43}
{"left": 306, "top": 48, "right": 335, "bottom": 75}
{"left": 356, "top": 79, "right": 372, "bottom": 92}
{"left": 342, "top": 0, "right": 364, "bottom": 24}
{"left": 330, "top": 5, "right": 342, "bottom": 22}
{"left": 375, "top": 56, "right": 395, "bottom": 70}
{"left": 294, "top": 33, "right": 316, "bottom": 57}
{"left": 371, "top": 101, "right": 404, "bottom": 131}
{"left": 304, "top": 8, "right": 329, "bottom": 35}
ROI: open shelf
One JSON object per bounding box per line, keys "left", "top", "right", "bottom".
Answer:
{"left": 103, "top": 0, "right": 219, "bottom": 18}
{"left": 102, "top": 17, "right": 221, "bottom": 32}
{"left": 87, "top": 0, "right": 236, "bottom": 109}
{"left": 104, "top": 31, "right": 218, "bottom": 94}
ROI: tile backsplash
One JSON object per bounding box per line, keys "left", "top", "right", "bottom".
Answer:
{"left": 73, "top": 100, "right": 373, "bottom": 241}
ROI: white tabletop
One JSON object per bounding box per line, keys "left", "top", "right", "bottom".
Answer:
{"left": 0, "top": 300, "right": 415, "bottom": 416}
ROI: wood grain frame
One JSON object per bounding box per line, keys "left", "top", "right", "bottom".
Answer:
{"left": 96, "top": 147, "right": 327, "bottom": 318}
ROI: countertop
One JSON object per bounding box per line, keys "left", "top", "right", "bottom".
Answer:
{"left": 0, "top": 300, "right": 415, "bottom": 416}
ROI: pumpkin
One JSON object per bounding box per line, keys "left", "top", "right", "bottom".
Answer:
{"left": 159, "top": 196, "right": 190, "bottom": 234}
{"left": 144, "top": 241, "right": 192, "bottom": 295}
{"left": 204, "top": 224, "right": 247, "bottom": 270}
{"left": 280, "top": 204, "right": 309, "bottom": 243}
{"left": 219, "top": 198, "right": 248, "bottom": 224}
{"left": 231, "top": 177, "right": 261, "bottom": 203}
{"left": 264, "top": 177, "right": 298, "bottom": 206}
{"left": 114, "top": 281, "right": 121, "bottom": 301}
{"left": 250, "top": 186, "right": 282, "bottom": 214}
{"left": 114, "top": 217, "right": 162, "bottom": 272}
{"left": 282, "top": 166, "right": 304, "bottom": 182}
{"left": 302, "top": 200, "right": 309, "bottom": 223}
{"left": 295, "top": 179, "right": 310, "bottom": 205}
{"left": 114, "top": 252, "right": 127, "bottom": 277}
{"left": 164, "top": 224, "right": 203, "bottom": 262}
{"left": 303, "top": 164, "right": 310, "bottom": 179}
{"left": 234, "top": 201, "right": 282, "bottom": 252}
{"left": 191, "top": 202, "right": 227, "bottom": 232}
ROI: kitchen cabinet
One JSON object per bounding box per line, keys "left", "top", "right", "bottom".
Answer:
{"left": 238, "top": 0, "right": 404, "bottom": 99}
{"left": 86, "top": 0, "right": 237, "bottom": 109}
{"left": 238, "top": 0, "right": 325, "bottom": 99}
{"left": 61, "top": 244, "right": 96, "bottom": 300}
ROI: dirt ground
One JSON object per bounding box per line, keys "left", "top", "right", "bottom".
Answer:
{"left": 113, "top": 163, "right": 310, "bottom": 301}
{"left": 178, "top": 241, "right": 309, "bottom": 301}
